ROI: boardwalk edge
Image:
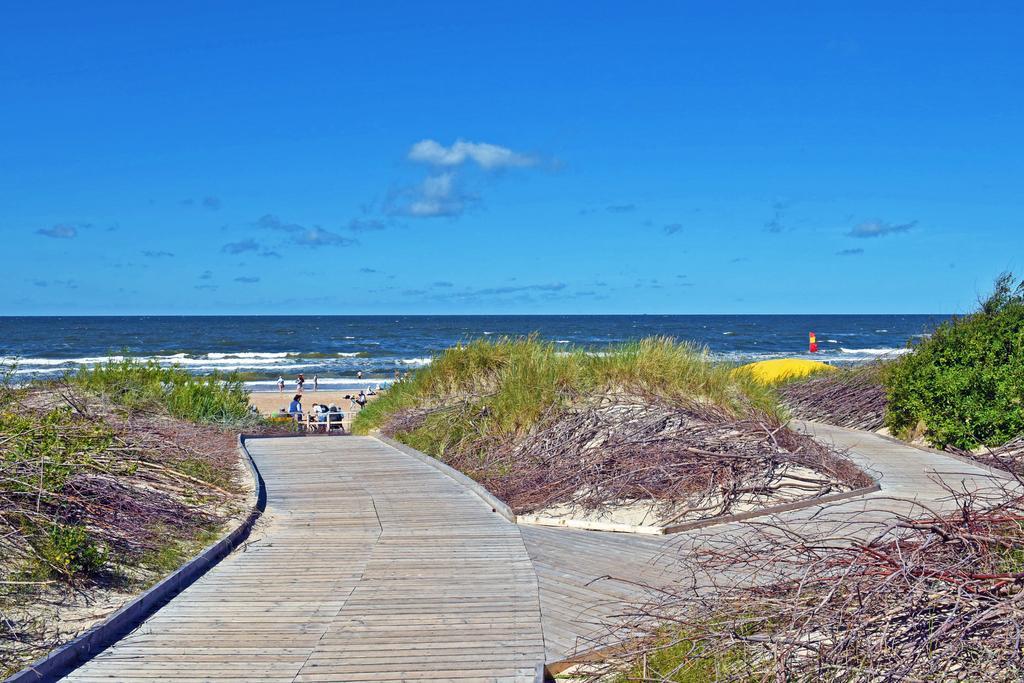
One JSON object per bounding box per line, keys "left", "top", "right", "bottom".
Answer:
{"left": 373, "top": 433, "right": 518, "bottom": 523}
{"left": 4, "top": 434, "right": 268, "bottom": 683}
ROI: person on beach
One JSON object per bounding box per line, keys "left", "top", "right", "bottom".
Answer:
{"left": 277, "top": 376, "right": 285, "bottom": 392}
{"left": 355, "top": 391, "right": 367, "bottom": 410}
{"left": 357, "top": 370, "right": 363, "bottom": 381}
{"left": 288, "top": 394, "right": 303, "bottom": 417}
{"left": 296, "top": 373, "right": 305, "bottom": 393}
{"left": 313, "top": 374, "right": 319, "bottom": 392}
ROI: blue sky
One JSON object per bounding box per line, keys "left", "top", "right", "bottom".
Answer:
{"left": 3, "top": 1, "right": 1021, "bottom": 315}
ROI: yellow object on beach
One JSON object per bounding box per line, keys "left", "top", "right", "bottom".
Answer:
{"left": 734, "top": 358, "right": 836, "bottom": 384}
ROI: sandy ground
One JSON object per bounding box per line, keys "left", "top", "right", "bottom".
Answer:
{"left": 249, "top": 390, "right": 378, "bottom": 417}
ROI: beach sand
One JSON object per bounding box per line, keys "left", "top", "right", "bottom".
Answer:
{"left": 249, "top": 390, "right": 378, "bottom": 416}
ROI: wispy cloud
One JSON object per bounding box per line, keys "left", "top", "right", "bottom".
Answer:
{"left": 606, "top": 204, "right": 636, "bottom": 213}
{"left": 465, "top": 282, "right": 566, "bottom": 297}
{"left": 295, "top": 227, "right": 356, "bottom": 246}
{"left": 222, "top": 239, "right": 260, "bottom": 254}
{"left": 764, "top": 200, "right": 792, "bottom": 234}
{"left": 433, "top": 281, "right": 454, "bottom": 287}
{"left": 234, "top": 276, "right": 260, "bottom": 284}
{"left": 257, "top": 214, "right": 357, "bottom": 246}
{"left": 202, "top": 196, "right": 221, "bottom": 210}
{"left": 142, "top": 250, "right": 174, "bottom": 258}
{"left": 847, "top": 219, "right": 917, "bottom": 238}
{"left": 33, "top": 279, "right": 77, "bottom": 288}
{"left": 199, "top": 270, "right": 213, "bottom": 280}
{"left": 663, "top": 223, "right": 684, "bottom": 235}
{"left": 408, "top": 139, "right": 535, "bottom": 170}
{"left": 360, "top": 268, "right": 378, "bottom": 274}
{"left": 387, "top": 172, "right": 472, "bottom": 218}
{"left": 837, "top": 248, "right": 864, "bottom": 256}
{"left": 348, "top": 217, "right": 388, "bottom": 232}
{"left": 36, "top": 224, "right": 78, "bottom": 239}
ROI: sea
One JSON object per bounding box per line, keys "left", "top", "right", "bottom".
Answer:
{"left": 0, "top": 315, "right": 945, "bottom": 392}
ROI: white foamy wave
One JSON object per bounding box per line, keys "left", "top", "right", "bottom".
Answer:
{"left": 839, "top": 347, "right": 910, "bottom": 357}
{"left": 2, "top": 355, "right": 129, "bottom": 366}
{"left": 206, "top": 352, "right": 292, "bottom": 359}
{"left": 396, "top": 357, "right": 432, "bottom": 367}
{"left": 555, "top": 340, "right": 570, "bottom": 344}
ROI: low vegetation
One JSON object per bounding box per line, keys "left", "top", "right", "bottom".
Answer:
{"left": 355, "top": 337, "right": 866, "bottom": 518}
{"left": 0, "top": 360, "right": 261, "bottom": 676}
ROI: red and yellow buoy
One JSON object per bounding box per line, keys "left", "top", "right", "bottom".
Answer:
{"left": 809, "top": 331, "right": 818, "bottom": 353}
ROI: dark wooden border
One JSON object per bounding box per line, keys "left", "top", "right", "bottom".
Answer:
{"left": 5, "top": 435, "right": 267, "bottom": 683}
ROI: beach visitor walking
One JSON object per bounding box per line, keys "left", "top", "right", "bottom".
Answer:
{"left": 357, "top": 370, "right": 363, "bottom": 380}
{"left": 313, "top": 374, "right": 319, "bottom": 392}
{"left": 296, "top": 373, "right": 305, "bottom": 393}
{"left": 277, "top": 376, "right": 285, "bottom": 392}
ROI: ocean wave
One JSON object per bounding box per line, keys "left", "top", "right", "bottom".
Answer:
{"left": 395, "top": 357, "right": 432, "bottom": 367}
{"left": 839, "top": 347, "right": 910, "bottom": 356}
{"left": 206, "top": 352, "right": 292, "bottom": 359}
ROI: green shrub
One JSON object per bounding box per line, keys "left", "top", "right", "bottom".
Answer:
{"left": 883, "top": 273, "right": 1024, "bottom": 449}
{"left": 72, "top": 357, "right": 254, "bottom": 425}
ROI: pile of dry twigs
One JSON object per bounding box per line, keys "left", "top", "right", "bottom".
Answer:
{"left": 778, "top": 365, "right": 887, "bottom": 431}
{"left": 602, "top": 476, "right": 1024, "bottom": 682}
{"left": 384, "top": 396, "right": 870, "bottom": 517}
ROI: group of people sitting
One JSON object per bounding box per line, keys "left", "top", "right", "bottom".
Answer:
{"left": 284, "top": 395, "right": 345, "bottom": 432}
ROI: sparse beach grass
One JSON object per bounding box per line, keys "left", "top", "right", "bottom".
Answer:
{"left": 356, "top": 335, "right": 778, "bottom": 440}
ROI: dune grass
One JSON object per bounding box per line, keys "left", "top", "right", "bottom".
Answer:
{"left": 354, "top": 336, "right": 778, "bottom": 447}
{"left": 71, "top": 357, "right": 256, "bottom": 425}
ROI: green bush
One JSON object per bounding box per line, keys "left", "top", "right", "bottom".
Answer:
{"left": 72, "top": 357, "right": 254, "bottom": 425}
{"left": 884, "top": 273, "right": 1024, "bottom": 449}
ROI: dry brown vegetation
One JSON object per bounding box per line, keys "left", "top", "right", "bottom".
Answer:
{"left": 0, "top": 383, "right": 251, "bottom": 676}
{"left": 385, "top": 397, "right": 871, "bottom": 518}
{"left": 597, "top": 476, "right": 1024, "bottom": 682}
{"left": 777, "top": 364, "right": 888, "bottom": 432}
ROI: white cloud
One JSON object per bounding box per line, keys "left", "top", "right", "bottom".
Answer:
{"left": 408, "top": 139, "right": 535, "bottom": 170}
{"left": 391, "top": 172, "right": 471, "bottom": 218}
{"left": 847, "top": 219, "right": 917, "bottom": 238}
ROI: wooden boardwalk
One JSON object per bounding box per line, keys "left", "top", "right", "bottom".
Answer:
{"left": 64, "top": 437, "right": 544, "bottom": 682}
{"left": 61, "top": 424, "right": 1005, "bottom": 680}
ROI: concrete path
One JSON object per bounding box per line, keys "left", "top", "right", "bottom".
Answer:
{"left": 61, "top": 424, "right": 1004, "bottom": 679}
